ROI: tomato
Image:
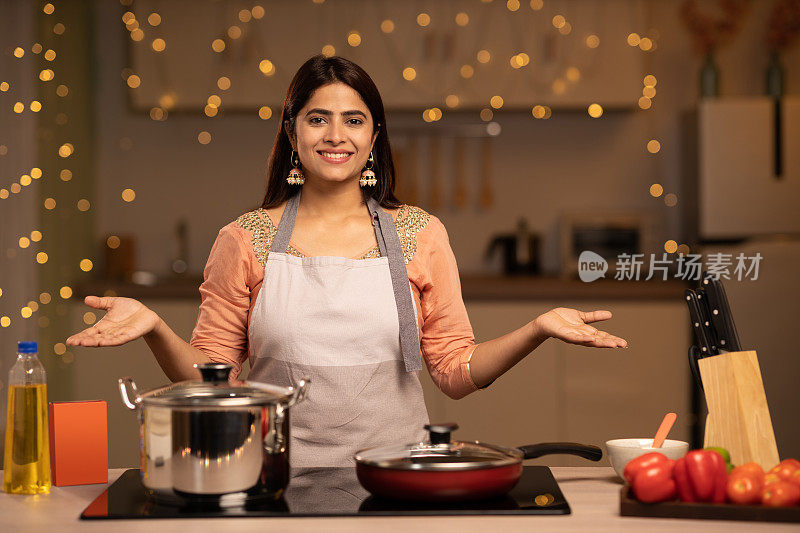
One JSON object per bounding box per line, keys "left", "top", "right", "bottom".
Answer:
{"left": 769, "top": 460, "right": 800, "bottom": 483}
{"left": 762, "top": 480, "right": 800, "bottom": 507}
{"left": 726, "top": 474, "right": 763, "bottom": 505}
{"left": 789, "top": 469, "right": 800, "bottom": 488}
{"left": 730, "top": 462, "right": 765, "bottom": 479}
{"left": 764, "top": 472, "right": 781, "bottom": 485}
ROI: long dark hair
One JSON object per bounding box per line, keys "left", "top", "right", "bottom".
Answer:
{"left": 261, "top": 55, "right": 401, "bottom": 209}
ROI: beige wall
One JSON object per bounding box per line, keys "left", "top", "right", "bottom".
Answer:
{"left": 89, "top": 0, "right": 800, "bottom": 278}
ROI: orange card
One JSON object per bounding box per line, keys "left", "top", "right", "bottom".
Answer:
{"left": 48, "top": 400, "right": 108, "bottom": 486}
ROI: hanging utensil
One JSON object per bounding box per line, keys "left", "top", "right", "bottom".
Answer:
{"left": 429, "top": 136, "right": 442, "bottom": 211}
{"left": 479, "top": 137, "right": 493, "bottom": 208}
{"left": 452, "top": 137, "right": 467, "bottom": 209}
{"left": 406, "top": 137, "right": 419, "bottom": 206}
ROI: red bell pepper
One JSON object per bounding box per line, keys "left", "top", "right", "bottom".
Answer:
{"left": 673, "top": 450, "right": 728, "bottom": 503}
{"left": 630, "top": 458, "right": 677, "bottom": 503}
{"left": 623, "top": 452, "right": 670, "bottom": 484}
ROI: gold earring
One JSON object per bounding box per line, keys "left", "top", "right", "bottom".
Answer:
{"left": 287, "top": 150, "right": 304, "bottom": 185}
{"left": 359, "top": 151, "right": 377, "bottom": 187}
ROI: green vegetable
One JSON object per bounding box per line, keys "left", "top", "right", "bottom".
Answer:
{"left": 705, "top": 447, "right": 731, "bottom": 464}
{"left": 705, "top": 446, "right": 734, "bottom": 472}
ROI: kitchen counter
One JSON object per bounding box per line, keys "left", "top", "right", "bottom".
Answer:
{"left": 76, "top": 276, "right": 687, "bottom": 301}
{"left": 1, "top": 467, "right": 795, "bottom": 532}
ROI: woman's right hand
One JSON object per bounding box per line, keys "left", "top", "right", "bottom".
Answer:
{"left": 66, "top": 295, "right": 161, "bottom": 347}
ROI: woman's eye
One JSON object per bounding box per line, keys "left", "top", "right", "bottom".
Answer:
{"left": 347, "top": 118, "right": 364, "bottom": 126}
{"left": 309, "top": 117, "right": 325, "bottom": 124}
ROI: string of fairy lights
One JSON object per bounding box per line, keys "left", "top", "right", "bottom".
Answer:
{"left": 0, "top": 0, "right": 687, "bottom": 355}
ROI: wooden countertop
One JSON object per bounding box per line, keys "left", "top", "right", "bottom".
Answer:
{"left": 76, "top": 276, "right": 687, "bottom": 301}
{"left": 2, "top": 467, "right": 795, "bottom": 532}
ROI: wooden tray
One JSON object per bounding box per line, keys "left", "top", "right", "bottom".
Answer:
{"left": 620, "top": 486, "right": 800, "bottom": 523}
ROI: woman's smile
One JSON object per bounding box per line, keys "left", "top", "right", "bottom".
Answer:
{"left": 316, "top": 149, "right": 354, "bottom": 164}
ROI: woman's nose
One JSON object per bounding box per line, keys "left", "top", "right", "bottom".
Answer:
{"left": 324, "top": 120, "right": 346, "bottom": 144}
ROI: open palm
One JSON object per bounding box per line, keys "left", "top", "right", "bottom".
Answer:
{"left": 66, "top": 296, "right": 159, "bottom": 347}
{"left": 537, "top": 307, "right": 627, "bottom": 348}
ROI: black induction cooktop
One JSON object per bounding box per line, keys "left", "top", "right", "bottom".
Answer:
{"left": 80, "top": 466, "right": 570, "bottom": 519}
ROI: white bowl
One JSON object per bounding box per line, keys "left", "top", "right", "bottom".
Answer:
{"left": 605, "top": 438, "right": 690, "bottom": 480}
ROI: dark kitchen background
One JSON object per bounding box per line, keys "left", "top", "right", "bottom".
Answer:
{"left": 1, "top": 0, "right": 798, "bottom": 467}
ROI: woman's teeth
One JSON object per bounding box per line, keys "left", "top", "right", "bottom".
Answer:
{"left": 319, "top": 152, "right": 351, "bottom": 159}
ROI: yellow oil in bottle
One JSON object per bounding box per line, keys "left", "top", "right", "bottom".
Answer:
{"left": 3, "top": 384, "right": 51, "bottom": 494}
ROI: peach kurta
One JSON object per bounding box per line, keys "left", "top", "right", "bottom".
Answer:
{"left": 189, "top": 203, "right": 479, "bottom": 399}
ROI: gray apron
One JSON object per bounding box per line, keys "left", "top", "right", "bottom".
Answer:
{"left": 247, "top": 192, "right": 429, "bottom": 468}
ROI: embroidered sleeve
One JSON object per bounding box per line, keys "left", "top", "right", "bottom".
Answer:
{"left": 235, "top": 209, "right": 285, "bottom": 265}
{"left": 395, "top": 205, "right": 430, "bottom": 264}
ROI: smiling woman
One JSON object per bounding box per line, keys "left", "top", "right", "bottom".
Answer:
{"left": 261, "top": 56, "right": 398, "bottom": 211}
{"left": 67, "top": 55, "right": 627, "bottom": 470}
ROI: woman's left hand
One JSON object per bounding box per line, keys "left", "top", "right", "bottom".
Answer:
{"left": 534, "top": 308, "right": 628, "bottom": 348}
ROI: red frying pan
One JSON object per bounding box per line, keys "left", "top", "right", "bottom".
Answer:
{"left": 354, "top": 423, "right": 602, "bottom": 501}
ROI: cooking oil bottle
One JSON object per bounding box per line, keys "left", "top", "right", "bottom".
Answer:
{"left": 3, "top": 341, "right": 51, "bottom": 494}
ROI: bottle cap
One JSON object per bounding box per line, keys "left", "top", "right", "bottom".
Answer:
{"left": 18, "top": 341, "right": 38, "bottom": 353}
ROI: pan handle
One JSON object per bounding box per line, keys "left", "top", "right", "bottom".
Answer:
{"left": 518, "top": 442, "right": 603, "bottom": 461}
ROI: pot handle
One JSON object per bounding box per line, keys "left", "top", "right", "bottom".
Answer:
{"left": 285, "top": 378, "right": 310, "bottom": 408}
{"left": 118, "top": 377, "right": 142, "bottom": 410}
{"left": 518, "top": 442, "right": 603, "bottom": 462}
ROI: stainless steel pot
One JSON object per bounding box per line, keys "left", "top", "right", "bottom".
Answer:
{"left": 119, "top": 363, "right": 308, "bottom": 500}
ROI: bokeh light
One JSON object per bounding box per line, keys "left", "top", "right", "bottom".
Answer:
{"left": 587, "top": 103, "right": 603, "bottom": 118}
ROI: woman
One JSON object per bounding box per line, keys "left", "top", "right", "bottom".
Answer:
{"left": 67, "top": 55, "right": 627, "bottom": 468}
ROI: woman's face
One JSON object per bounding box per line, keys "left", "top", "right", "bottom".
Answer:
{"left": 290, "top": 82, "right": 378, "bottom": 185}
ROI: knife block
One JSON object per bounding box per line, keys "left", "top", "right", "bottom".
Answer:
{"left": 697, "top": 350, "right": 780, "bottom": 469}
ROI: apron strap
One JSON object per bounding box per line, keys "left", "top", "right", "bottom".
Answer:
{"left": 272, "top": 191, "right": 301, "bottom": 253}
{"left": 367, "top": 197, "right": 423, "bottom": 372}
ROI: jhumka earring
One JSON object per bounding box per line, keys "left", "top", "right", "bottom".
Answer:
{"left": 359, "top": 151, "right": 377, "bottom": 187}
{"left": 287, "top": 150, "right": 304, "bottom": 185}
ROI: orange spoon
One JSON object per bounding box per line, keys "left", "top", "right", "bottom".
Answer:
{"left": 651, "top": 412, "right": 677, "bottom": 448}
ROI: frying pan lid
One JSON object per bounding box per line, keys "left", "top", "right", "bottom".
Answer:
{"left": 353, "top": 423, "right": 523, "bottom": 471}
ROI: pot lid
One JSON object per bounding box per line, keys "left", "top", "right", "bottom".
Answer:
{"left": 139, "top": 363, "right": 295, "bottom": 408}
{"left": 353, "top": 423, "right": 522, "bottom": 471}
